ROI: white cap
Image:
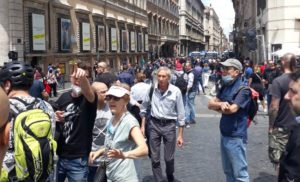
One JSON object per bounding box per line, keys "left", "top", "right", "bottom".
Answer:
{"left": 106, "top": 86, "right": 130, "bottom": 97}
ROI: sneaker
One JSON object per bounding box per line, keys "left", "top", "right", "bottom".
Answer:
{"left": 264, "top": 108, "right": 268, "bottom": 113}
{"left": 176, "top": 126, "right": 178, "bottom": 129}
{"left": 186, "top": 124, "right": 190, "bottom": 128}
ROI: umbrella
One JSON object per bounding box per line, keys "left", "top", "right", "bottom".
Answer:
{"left": 271, "top": 47, "right": 300, "bottom": 57}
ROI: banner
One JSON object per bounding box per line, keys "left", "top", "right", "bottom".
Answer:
{"left": 110, "top": 28, "right": 117, "bottom": 51}
{"left": 144, "top": 34, "right": 148, "bottom": 52}
{"left": 81, "top": 22, "right": 91, "bottom": 51}
{"left": 130, "top": 31, "right": 136, "bottom": 51}
{"left": 32, "top": 14, "right": 46, "bottom": 51}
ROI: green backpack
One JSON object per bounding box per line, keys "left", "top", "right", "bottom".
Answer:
{"left": 12, "top": 98, "right": 57, "bottom": 181}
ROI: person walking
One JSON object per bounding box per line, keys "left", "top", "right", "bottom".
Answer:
{"left": 140, "top": 66, "right": 185, "bottom": 182}
{"left": 90, "top": 83, "right": 148, "bottom": 182}
{"left": 194, "top": 62, "right": 205, "bottom": 94}
{"left": 279, "top": 70, "right": 300, "bottom": 182}
{"left": 203, "top": 63, "right": 210, "bottom": 88}
{"left": 88, "top": 82, "right": 112, "bottom": 182}
{"left": 268, "top": 53, "right": 298, "bottom": 172}
{"left": 248, "top": 64, "right": 267, "bottom": 112}
{"left": 208, "top": 58, "right": 251, "bottom": 182}
{"left": 185, "top": 62, "right": 198, "bottom": 127}
{"left": 47, "top": 68, "right": 57, "bottom": 97}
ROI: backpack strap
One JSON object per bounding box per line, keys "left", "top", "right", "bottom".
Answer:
{"left": 11, "top": 97, "right": 36, "bottom": 110}
{"left": 233, "top": 86, "right": 251, "bottom": 100}
{"left": 148, "top": 85, "right": 154, "bottom": 101}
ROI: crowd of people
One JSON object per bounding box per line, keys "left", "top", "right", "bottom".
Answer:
{"left": 0, "top": 53, "right": 299, "bottom": 182}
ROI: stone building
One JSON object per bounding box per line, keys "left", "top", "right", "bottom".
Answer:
{"left": 178, "top": 0, "right": 205, "bottom": 57}
{"left": 147, "top": 0, "right": 179, "bottom": 59}
{"left": 0, "top": 0, "right": 148, "bottom": 77}
{"left": 204, "top": 5, "right": 222, "bottom": 52}
{"left": 233, "top": 0, "right": 300, "bottom": 63}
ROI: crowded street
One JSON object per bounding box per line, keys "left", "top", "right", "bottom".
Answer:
{"left": 1, "top": 0, "right": 300, "bottom": 182}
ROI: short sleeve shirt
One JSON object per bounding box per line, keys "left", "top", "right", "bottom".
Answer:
{"left": 269, "top": 74, "right": 297, "bottom": 129}
{"left": 105, "top": 112, "right": 139, "bottom": 182}
{"left": 90, "top": 104, "right": 112, "bottom": 166}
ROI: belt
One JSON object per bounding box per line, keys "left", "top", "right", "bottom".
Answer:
{"left": 151, "top": 116, "right": 175, "bottom": 123}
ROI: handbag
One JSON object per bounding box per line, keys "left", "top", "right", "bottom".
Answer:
{"left": 94, "top": 163, "right": 107, "bottom": 182}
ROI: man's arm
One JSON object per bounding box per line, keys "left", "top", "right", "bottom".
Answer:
{"left": 76, "top": 68, "right": 95, "bottom": 103}
{"left": 176, "top": 90, "right": 184, "bottom": 147}
{"left": 140, "top": 87, "right": 151, "bottom": 136}
{"left": 208, "top": 97, "right": 222, "bottom": 111}
{"left": 268, "top": 96, "right": 280, "bottom": 132}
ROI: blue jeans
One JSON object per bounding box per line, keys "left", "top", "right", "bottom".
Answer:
{"left": 221, "top": 136, "right": 249, "bottom": 182}
{"left": 56, "top": 157, "right": 89, "bottom": 182}
{"left": 185, "top": 91, "right": 197, "bottom": 124}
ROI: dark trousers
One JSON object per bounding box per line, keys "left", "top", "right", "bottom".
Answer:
{"left": 149, "top": 118, "right": 176, "bottom": 182}
{"left": 49, "top": 83, "right": 57, "bottom": 97}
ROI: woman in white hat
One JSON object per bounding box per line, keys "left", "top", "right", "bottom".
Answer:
{"left": 89, "top": 83, "right": 148, "bottom": 182}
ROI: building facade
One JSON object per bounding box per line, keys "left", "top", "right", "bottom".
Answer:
{"left": 233, "top": 0, "right": 300, "bottom": 63}
{"left": 204, "top": 5, "right": 222, "bottom": 52}
{"left": 0, "top": 0, "right": 148, "bottom": 77}
{"left": 178, "top": 0, "right": 205, "bottom": 57}
{"left": 147, "top": 0, "right": 179, "bottom": 59}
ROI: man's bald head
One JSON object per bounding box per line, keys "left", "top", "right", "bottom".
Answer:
{"left": 92, "top": 82, "right": 108, "bottom": 107}
{"left": 0, "top": 87, "right": 9, "bottom": 130}
{"left": 92, "top": 82, "right": 108, "bottom": 91}
{"left": 0, "top": 87, "right": 10, "bottom": 174}
{"left": 96, "top": 62, "right": 108, "bottom": 74}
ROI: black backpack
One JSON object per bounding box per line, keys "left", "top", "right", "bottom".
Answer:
{"left": 234, "top": 86, "right": 259, "bottom": 125}
{"left": 174, "top": 74, "right": 188, "bottom": 94}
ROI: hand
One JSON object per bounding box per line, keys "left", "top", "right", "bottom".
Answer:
{"left": 177, "top": 135, "right": 184, "bottom": 147}
{"left": 268, "top": 128, "right": 273, "bottom": 134}
{"left": 89, "top": 151, "right": 98, "bottom": 165}
{"left": 220, "top": 102, "right": 230, "bottom": 111}
{"left": 55, "top": 111, "right": 64, "bottom": 122}
{"left": 107, "top": 149, "right": 126, "bottom": 159}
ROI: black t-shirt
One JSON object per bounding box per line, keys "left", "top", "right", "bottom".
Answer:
{"left": 95, "top": 72, "right": 117, "bottom": 88}
{"left": 269, "top": 74, "right": 297, "bottom": 129}
{"left": 263, "top": 67, "right": 282, "bottom": 90}
{"left": 55, "top": 91, "right": 97, "bottom": 158}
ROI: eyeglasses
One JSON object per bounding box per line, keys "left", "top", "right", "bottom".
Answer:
{"left": 105, "top": 95, "right": 122, "bottom": 101}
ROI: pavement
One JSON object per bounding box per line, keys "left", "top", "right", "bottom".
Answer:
{"left": 53, "top": 82, "right": 276, "bottom": 182}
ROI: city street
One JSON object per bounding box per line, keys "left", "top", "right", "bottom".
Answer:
{"left": 139, "top": 94, "right": 276, "bottom": 182}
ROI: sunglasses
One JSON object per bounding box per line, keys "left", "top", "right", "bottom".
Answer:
{"left": 105, "top": 95, "right": 122, "bottom": 101}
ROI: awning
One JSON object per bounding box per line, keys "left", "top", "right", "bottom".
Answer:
{"left": 92, "top": 8, "right": 104, "bottom": 16}
{"left": 75, "top": 4, "right": 89, "bottom": 14}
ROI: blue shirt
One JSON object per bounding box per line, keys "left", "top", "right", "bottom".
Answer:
{"left": 140, "top": 83, "right": 185, "bottom": 126}
{"left": 217, "top": 77, "right": 251, "bottom": 141}
{"left": 29, "top": 80, "right": 45, "bottom": 99}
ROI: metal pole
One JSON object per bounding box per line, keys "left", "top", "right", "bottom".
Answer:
{"left": 261, "top": 34, "right": 266, "bottom": 61}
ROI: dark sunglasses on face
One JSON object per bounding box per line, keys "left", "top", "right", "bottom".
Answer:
{"left": 105, "top": 95, "right": 122, "bottom": 101}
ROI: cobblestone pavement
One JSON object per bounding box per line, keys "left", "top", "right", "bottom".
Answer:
{"left": 139, "top": 93, "right": 276, "bottom": 182}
